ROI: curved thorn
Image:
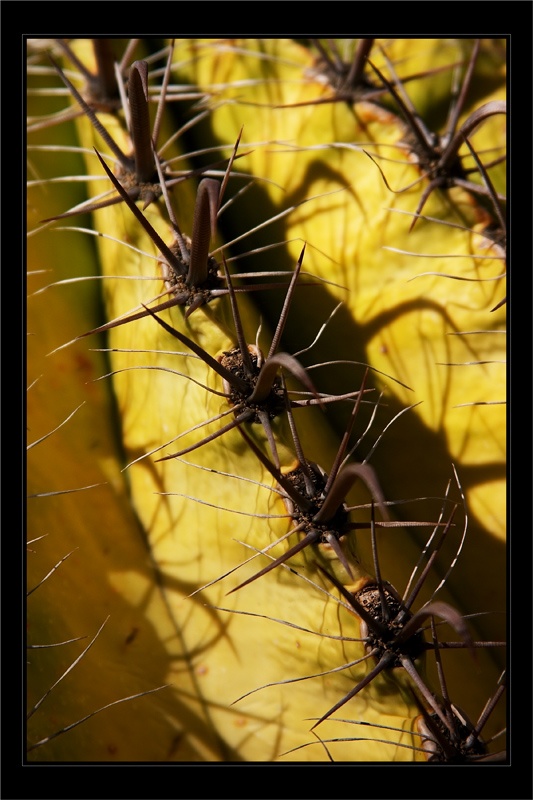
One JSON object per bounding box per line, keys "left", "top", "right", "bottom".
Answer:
{"left": 315, "top": 462, "right": 388, "bottom": 525}
{"left": 399, "top": 600, "right": 473, "bottom": 655}
{"left": 187, "top": 178, "right": 220, "bottom": 286}
{"left": 441, "top": 100, "right": 507, "bottom": 172}
{"left": 128, "top": 60, "right": 155, "bottom": 183}
{"left": 248, "top": 352, "right": 319, "bottom": 406}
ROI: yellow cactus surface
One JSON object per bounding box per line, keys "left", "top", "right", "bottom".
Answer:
{"left": 26, "top": 37, "right": 506, "bottom": 765}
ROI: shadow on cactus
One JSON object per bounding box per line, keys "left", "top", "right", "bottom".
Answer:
{"left": 308, "top": 486, "right": 505, "bottom": 732}
{"left": 412, "top": 620, "right": 507, "bottom": 763}
{"left": 363, "top": 39, "right": 506, "bottom": 226}
{"left": 135, "top": 246, "right": 369, "bottom": 469}
{"left": 214, "top": 469, "right": 504, "bottom": 741}
{"left": 281, "top": 659, "right": 506, "bottom": 762}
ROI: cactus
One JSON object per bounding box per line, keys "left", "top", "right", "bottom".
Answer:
{"left": 26, "top": 37, "right": 506, "bottom": 764}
